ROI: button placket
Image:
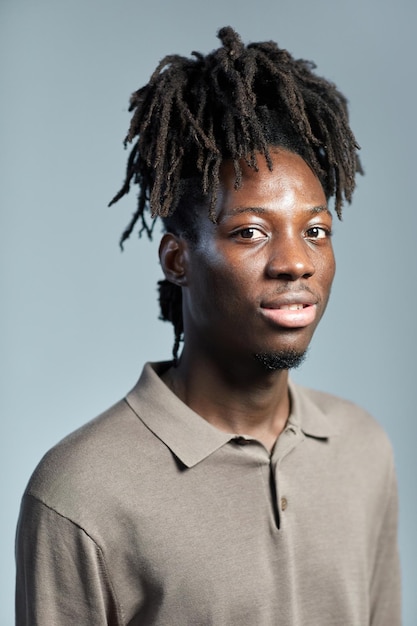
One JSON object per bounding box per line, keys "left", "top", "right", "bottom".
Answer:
{"left": 270, "top": 431, "right": 301, "bottom": 528}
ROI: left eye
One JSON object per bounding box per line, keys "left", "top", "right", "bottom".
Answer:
{"left": 305, "top": 226, "right": 330, "bottom": 239}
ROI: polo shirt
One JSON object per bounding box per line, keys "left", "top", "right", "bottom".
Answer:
{"left": 15, "top": 361, "right": 401, "bottom": 625}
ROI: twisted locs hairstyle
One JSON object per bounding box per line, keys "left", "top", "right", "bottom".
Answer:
{"left": 109, "top": 26, "right": 362, "bottom": 361}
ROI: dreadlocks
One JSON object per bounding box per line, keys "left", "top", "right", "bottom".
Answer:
{"left": 109, "top": 26, "right": 362, "bottom": 360}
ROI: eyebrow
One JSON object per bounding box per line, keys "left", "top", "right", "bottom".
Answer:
{"left": 309, "top": 205, "right": 331, "bottom": 216}
{"left": 222, "top": 205, "right": 331, "bottom": 217}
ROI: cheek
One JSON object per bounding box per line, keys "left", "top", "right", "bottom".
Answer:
{"left": 327, "top": 251, "right": 336, "bottom": 282}
{"left": 191, "top": 244, "right": 236, "bottom": 287}
{"left": 316, "top": 243, "right": 335, "bottom": 276}
{"left": 188, "top": 251, "right": 259, "bottom": 319}
{"left": 318, "top": 252, "right": 336, "bottom": 298}
{"left": 207, "top": 256, "right": 261, "bottom": 302}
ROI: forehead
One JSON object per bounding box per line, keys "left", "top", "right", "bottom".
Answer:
{"left": 215, "top": 149, "right": 327, "bottom": 217}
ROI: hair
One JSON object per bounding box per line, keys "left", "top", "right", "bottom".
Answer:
{"left": 109, "top": 26, "right": 362, "bottom": 360}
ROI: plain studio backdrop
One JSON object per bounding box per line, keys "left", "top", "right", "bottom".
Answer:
{"left": 1, "top": 0, "right": 416, "bottom": 623}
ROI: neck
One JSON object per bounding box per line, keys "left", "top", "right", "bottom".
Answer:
{"left": 162, "top": 348, "right": 291, "bottom": 451}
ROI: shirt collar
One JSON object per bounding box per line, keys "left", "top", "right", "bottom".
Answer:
{"left": 125, "top": 363, "right": 337, "bottom": 468}
{"left": 125, "top": 362, "right": 233, "bottom": 468}
{"left": 288, "top": 379, "right": 339, "bottom": 439}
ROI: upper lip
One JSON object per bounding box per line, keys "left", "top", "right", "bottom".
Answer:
{"left": 261, "top": 291, "right": 318, "bottom": 309}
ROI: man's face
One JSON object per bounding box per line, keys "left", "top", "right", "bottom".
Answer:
{"left": 180, "top": 149, "right": 336, "bottom": 370}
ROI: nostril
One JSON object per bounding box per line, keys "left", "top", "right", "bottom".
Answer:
{"left": 266, "top": 261, "right": 315, "bottom": 281}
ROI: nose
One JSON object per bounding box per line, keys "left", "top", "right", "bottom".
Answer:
{"left": 265, "top": 233, "right": 315, "bottom": 281}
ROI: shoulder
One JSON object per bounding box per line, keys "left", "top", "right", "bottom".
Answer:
{"left": 22, "top": 362, "right": 180, "bottom": 527}
{"left": 23, "top": 396, "right": 158, "bottom": 526}
{"left": 26, "top": 398, "right": 129, "bottom": 488}
{"left": 291, "top": 381, "right": 395, "bottom": 462}
{"left": 299, "top": 384, "right": 373, "bottom": 421}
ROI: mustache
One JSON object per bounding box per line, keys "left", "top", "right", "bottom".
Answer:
{"left": 263, "top": 283, "right": 323, "bottom": 300}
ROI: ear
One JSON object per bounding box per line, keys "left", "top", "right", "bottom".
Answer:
{"left": 158, "top": 233, "right": 189, "bottom": 287}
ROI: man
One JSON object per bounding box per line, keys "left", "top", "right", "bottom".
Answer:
{"left": 15, "top": 27, "right": 401, "bottom": 625}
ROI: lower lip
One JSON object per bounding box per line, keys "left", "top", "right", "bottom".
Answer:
{"left": 261, "top": 304, "right": 317, "bottom": 328}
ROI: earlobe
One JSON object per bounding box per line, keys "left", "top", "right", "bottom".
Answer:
{"left": 159, "top": 233, "right": 189, "bottom": 286}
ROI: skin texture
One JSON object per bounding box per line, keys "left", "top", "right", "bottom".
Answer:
{"left": 159, "top": 149, "right": 336, "bottom": 449}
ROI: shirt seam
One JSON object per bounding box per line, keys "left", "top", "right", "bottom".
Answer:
{"left": 25, "top": 492, "right": 125, "bottom": 625}
{"left": 369, "top": 454, "right": 397, "bottom": 611}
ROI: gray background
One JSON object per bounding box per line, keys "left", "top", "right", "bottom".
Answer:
{"left": 2, "top": 0, "right": 416, "bottom": 623}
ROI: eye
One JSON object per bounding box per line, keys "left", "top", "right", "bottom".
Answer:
{"left": 305, "top": 226, "right": 332, "bottom": 240}
{"left": 234, "top": 227, "right": 267, "bottom": 241}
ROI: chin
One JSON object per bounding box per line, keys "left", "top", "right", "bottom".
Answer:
{"left": 254, "top": 349, "right": 308, "bottom": 371}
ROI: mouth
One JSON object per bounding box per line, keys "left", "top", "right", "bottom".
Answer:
{"left": 278, "top": 304, "right": 306, "bottom": 311}
{"left": 260, "top": 299, "right": 318, "bottom": 328}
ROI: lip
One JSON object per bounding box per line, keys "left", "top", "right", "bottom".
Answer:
{"left": 260, "top": 292, "right": 318, "bottom": 329}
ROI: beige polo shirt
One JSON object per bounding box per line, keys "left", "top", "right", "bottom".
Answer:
{"left": 16, "top": 362, "right": 401, "bottom": 625}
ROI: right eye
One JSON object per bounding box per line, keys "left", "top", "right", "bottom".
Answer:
{"left": 234, "top": 227, "right": 267, "bottom": 241}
